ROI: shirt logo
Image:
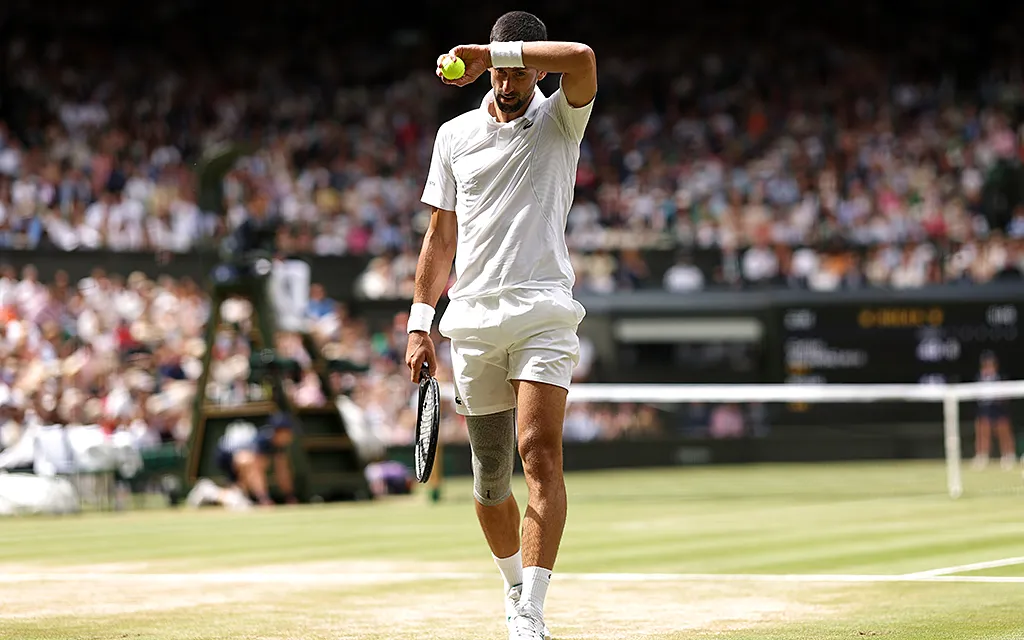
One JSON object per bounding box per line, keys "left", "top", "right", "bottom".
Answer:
{"left": 523, "top": 121, "right": 534, "bottom": 129}
{"left": 455, "top": 396, "right": 462, "bottom": 405}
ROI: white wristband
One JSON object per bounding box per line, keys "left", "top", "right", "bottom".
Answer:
{"left": 489, "top": 40, "right": 525, "bottom": 68}
{"left": 407, "top": 303, "right": 435, "bottom": 334}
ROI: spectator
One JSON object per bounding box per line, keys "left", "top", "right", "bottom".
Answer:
{"left": 890, "top": 245, "right": 930, "bottom": 289}
{"left": 306, "top": 283, "right": 335, "bottom": 320}
{"left": 0, "top": 392, "right": 22, "bottom": 451}
{"left": 787, "top": 247, "right": 819, "bottom": 289}
{"left": 563, "top": 403, "right": 601, "bottom": 442}
{"left": 1008, "top": 206, "right": 1024, "bottom": 239}
{"left": 839, "top": 253, "right": 867, "bottom": 290}
{"left": 662, "top": 252, "right": 705, "bottom": 293}
{"left": 582, "top": 249, "right": 618, "bottom": 294}
{"left": 709, "top": 404, "right": 745, "bottom": 439}
{"left": 617, "top": 249, "right": 652, "bottom": 290}
{"left": 741, "top": 238, "right": 779, "bottom": 286}
{"left": 292, "top": 370, "right": 328, "bottom": 408}
{"left": 355, "top": 257, "right": 397, "bottom": 299}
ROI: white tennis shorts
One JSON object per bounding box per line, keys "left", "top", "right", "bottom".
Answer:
{"left": 438, "top": 288, "right": 586, "bottom": 416}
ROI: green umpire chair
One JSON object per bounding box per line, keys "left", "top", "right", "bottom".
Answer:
{"left": 183, "top": 258, "right": 373, "bottom": 503}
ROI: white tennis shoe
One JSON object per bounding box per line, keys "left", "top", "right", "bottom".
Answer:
{"left": 506, "top": 585, "right": 551, "bottom": 640}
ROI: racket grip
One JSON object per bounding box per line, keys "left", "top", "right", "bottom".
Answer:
{"left": 421, "top": 362, "right": 431, "bottom": 377}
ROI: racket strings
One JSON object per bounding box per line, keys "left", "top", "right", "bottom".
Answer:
{"left": 415, "top": 381, "right": 439, "bottom": 477}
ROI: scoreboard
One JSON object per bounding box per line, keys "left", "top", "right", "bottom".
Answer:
{"left": 780, "top": 302, "right": 1021, "bottom": 385}
{"left": 777, "top": 299, "right": 1022, "bottom": 422}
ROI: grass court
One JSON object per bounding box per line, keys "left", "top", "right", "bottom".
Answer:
{"left": 1, "top": 460, "right": 1023, "bottom": 639}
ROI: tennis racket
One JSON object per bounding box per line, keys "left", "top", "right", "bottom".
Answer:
{"left": 414, "top": 362, "right": 441, "bottom": 483}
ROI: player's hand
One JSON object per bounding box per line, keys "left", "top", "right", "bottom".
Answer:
{"left": 436, "top": 44, "right": 490, "bottom": 87}
{"left": 406, "top": 331, "right": 437, "bottom": 382}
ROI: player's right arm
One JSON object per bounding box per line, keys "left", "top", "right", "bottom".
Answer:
{"left": 405, "top": 207, "right": 457, "bottom": 381}
{"left": 407, "top": 123, "right": 458, "bottom": 382}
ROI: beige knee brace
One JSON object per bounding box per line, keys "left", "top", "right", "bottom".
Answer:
{"left": 466, "top": 409, "right": 516, "bottom": 506}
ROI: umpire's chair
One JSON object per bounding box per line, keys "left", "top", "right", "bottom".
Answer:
{"left": 184, "top": 257, "right": 373, "bottom": 502}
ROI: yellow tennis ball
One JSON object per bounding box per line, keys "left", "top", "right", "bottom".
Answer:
{"left": 441, "top": 56, "right": 465, "bottom": 80}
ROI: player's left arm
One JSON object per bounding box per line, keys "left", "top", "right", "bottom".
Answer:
{"left": 520, "top": 42, "right": 597, "bottom": 108}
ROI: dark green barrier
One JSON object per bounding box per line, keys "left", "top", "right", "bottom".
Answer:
{"left": 388, "top": 423, "right": 949, "bottom": 478}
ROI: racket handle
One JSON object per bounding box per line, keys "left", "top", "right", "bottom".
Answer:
{"left": 421, "top": 362, "right": 431, "bottom": 378}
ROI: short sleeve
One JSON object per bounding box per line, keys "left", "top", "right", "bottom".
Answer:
{"left": 421, "top": 126, "right": 457, "bottom": 211}
{"left": 550, "top": 78, "right": 595, "bottom": 144}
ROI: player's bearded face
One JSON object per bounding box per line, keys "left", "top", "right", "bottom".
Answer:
{"left": 490, "top": 68, "right": 543, "bottom": 114}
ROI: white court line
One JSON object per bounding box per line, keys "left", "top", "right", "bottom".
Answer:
{"left": 0, "top": 571, "right": 485, "bottom": 585}
{"left": 1, "top": 571, "right": 1024, "bottom": 585}
{"left": 902, "top": 556, "right": 1024, "bottom": 578}
{"left": 561, "top": 573, "right": 1024, "bottom": 584}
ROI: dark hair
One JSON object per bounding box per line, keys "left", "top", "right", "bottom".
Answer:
{"left": 490, "top": 11, "right": 547, "bottom": 43}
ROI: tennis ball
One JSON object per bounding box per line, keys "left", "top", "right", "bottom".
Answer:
{"left": 441, "top": 55, "right": 465, "bottom": 80}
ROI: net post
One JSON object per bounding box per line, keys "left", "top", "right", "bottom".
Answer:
{"left": 943, "top": 388, "right": 963, "bottom": 499}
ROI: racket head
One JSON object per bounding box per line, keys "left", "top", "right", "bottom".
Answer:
{"left": 413, "top": 364, "right": 441, "bottom": 483}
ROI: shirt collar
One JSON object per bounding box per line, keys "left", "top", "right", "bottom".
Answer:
{"left": 479, "top": 86, "right": 545, "bottom": 127}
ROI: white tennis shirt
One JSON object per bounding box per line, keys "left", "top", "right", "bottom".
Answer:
{"left": 421, "top": 81, "right": 594, "bottom": 301}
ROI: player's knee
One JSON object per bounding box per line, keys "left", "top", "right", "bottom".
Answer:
{"left": 474, "top": 449, "right": 514, "bottom": 506}
{"left": 518, "top": 431, "right": 562, "bottom": 484}
{"left": 467, "top": 409, "right": 516, "bottom": 507}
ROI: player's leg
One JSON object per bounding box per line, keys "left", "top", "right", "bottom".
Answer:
{"left": 974, "top": 414, "right": 991, "bottom": 468}
{"left": 505, "top": 322, "right": 580, "bottom": 636}
{"left": 469, "top": 410, "right": 520, "bottom": 555}
{"left": 474, "top": 470, "right": 521, "bottom": 557}
{"left": 512, "top": 379, "right": 568, "bottom": 570}
{"left": 504, "top": 378, "right": 566, "bottom": 640}
{"left": 447, "top": 336, "right": 525, "bottom": 597}
{"left": 467, "top": 409, "right": 523, "bottom": 594}
{"left": 995, "top": 413, "right": 1016, "bottom": 469}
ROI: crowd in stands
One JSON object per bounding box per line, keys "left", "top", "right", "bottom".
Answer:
{"left": 0, "top": 265, "right": 204, "bottom": 455}
{"left": 0, "top": 267, "right": 667, "bottom": 464}
{"left": 1, "top": 10, "right": 1023, "bottom": 297}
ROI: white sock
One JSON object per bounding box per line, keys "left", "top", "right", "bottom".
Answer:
{"left": 521, "top": 565, "right": 552, "bottom": 615}
{"left": 493, "top": 550, "right": 523, "bottom": 591}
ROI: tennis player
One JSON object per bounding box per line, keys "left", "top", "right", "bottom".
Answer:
{"left": 973, "top": 351, "right": 1016, "bottom": 470}
{"left": 404, "top": 10, "right": 596, "bottom": 640}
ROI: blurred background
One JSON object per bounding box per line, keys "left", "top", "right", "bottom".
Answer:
{"left": 0, "top": 0, "right": 1023, "bottom": 507}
